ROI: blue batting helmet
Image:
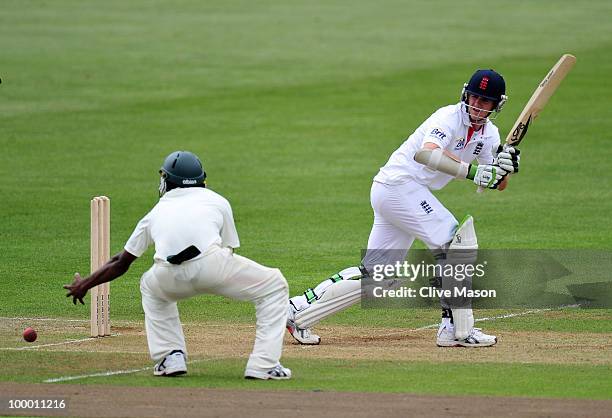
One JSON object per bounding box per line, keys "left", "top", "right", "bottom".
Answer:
{"left": 462, "top": 69, "right": 507, "bottom": 112}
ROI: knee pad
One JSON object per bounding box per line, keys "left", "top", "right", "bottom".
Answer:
{"left": 444, "top": 214, "right": 478, "bottom": 267}
{"left": 449, "top": 215, "right": 478, "bottom": 251}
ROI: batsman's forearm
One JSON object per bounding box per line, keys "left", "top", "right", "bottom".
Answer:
{"left": 414, "top": 148, "right": 476, "bottom": 179}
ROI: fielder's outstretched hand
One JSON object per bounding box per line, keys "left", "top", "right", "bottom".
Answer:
{"left": 64, "top": 273, "right": 88, "bottom": 305}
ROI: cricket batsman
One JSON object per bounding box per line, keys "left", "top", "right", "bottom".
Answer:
{"left": 286, "top": 69, "right": 520, "bottom": 347}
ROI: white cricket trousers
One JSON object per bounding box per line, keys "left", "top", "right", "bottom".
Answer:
{"left": 139, "top": 243, "right": 289, "bottom": 373}
{"left": 364, "top": 181, "right": 458, "bottom": 267}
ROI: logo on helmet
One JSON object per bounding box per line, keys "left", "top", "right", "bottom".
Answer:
{"left": 182, "top": 179, "right": 197, "bottom": 185}
{"left": 479, "top": 77, "right": 489, "bottom": 90}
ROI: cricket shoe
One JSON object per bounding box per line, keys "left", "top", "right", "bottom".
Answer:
{"left": 154, "top": 350, "right": 187, "bottom": 376}
{"left": 436, "top": 323, "right": 459, "bottom": 347}
{"left": 458, "top": 328, "right": 497, "bottom": 347}
{"left": 436, "top": 325, "right": 497, "bottom": 348}
{"left": 286, "top": 320, "right": 321, "bottom": 345}
{"left": 244, "top": 363, "right": 292, "bottom": 380}
{"left": 286, "top": 305, "right": 320, "bottom": 345}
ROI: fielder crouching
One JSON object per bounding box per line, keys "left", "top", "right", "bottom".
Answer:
{"left": 64, "top": 151, "right": 291, "bottom": 380}
{"left": 287, "top": 69, "right": 520, "bottom": 347}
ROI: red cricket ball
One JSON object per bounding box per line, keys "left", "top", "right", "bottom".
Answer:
{"left": 23, "top": 327, "right": 37, "bottom": 343}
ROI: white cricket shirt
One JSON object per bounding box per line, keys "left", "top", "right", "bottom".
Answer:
{"left": 124, "top": 187, "right": 240, "bottom": 263}
{"left": 374, "top": 102, "right": 501, "bottom": 190}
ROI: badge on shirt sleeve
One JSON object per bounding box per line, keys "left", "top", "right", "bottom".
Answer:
{"left": 454, "top": 138, "right": 466, "bottom": 150}
{"left": 430, "top": 128, "right": 448, "bottom": 141}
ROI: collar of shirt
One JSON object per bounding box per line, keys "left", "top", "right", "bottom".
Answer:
{"left": 162, "top": 187, "right": 203, "bottom": 200}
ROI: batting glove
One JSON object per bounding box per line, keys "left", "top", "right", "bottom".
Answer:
{"left": 494, "top": 144, "right": 521, "bottom": 174}
{"left": 468, "top": 164, "right": 508, "bottom": 189}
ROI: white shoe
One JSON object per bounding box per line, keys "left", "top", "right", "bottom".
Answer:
{"left": 153, "top": 350, "right": 187, "bottom": 376}
{"left": 286, "top": 320, "right": 321, "bottom": 345}
{"left": 436, "top": 323, "right": 459, "bottom": 347}
{"left": 245, "top": 363, "right": 292, "bottom": 380}
{"left": 286, "top": 305, "right": 320, "bottom": 345}
{"left": 458, "top": 328, "right": 497, "bottom": 347}
{"left": 437, "top": 325, "right": 497, "bottom": 348}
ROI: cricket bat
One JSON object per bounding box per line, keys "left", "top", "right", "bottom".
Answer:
{"left": 505, "top": 53, "right": 576, "bottom": 146}
{"left": 478, "top": 54, "right": 576, "bottom": 192}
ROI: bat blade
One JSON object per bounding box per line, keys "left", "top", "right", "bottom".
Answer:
{"left": 506, "top": 54, "right": 576, "bottom": 146}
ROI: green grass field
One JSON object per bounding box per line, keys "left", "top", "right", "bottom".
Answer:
{"left": 1, "top": 0, "right": 611, "bottom": 414}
